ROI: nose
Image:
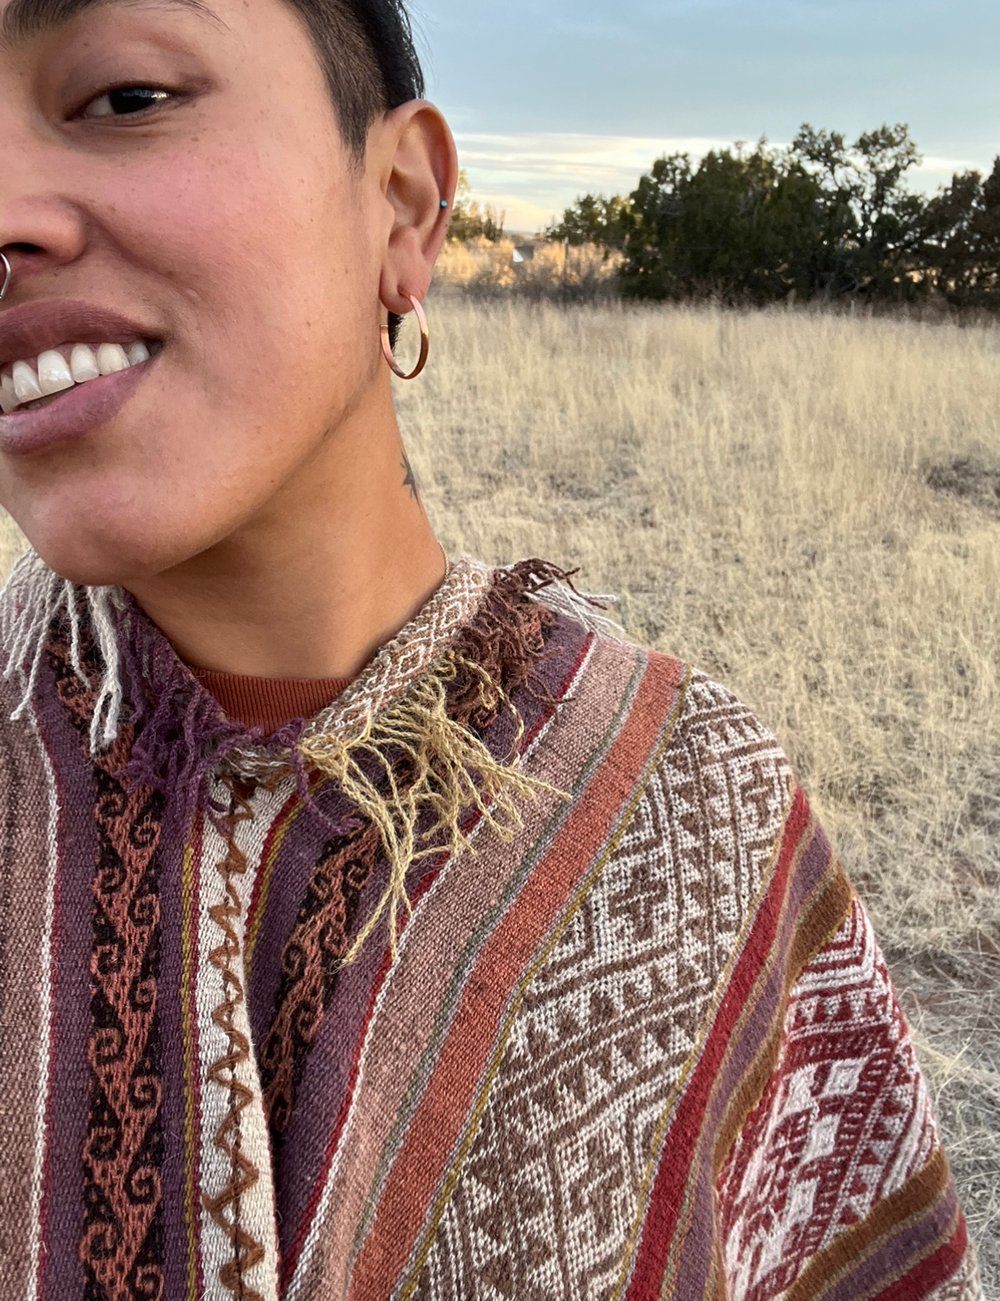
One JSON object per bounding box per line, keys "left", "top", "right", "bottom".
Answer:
{"left": 0, "top": 73, "right": 88, "bottom": 298}
{"left": 0, "top": 126, "right": 89, "bottom": 300}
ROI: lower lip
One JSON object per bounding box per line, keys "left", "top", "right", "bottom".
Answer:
{"left": 0, "top": 349, "right": 162, "bottom": 457}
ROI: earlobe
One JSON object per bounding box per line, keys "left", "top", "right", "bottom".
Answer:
{"left": 378, "top": 100, "right": 458, "bottom": 317}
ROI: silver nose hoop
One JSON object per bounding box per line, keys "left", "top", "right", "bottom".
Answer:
{"left": 0, "top": 251, "right": 11, "bottom": 302}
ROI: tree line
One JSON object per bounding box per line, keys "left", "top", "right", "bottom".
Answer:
{"left": 542, "top": 125, "right": 1000, "bottom": 310}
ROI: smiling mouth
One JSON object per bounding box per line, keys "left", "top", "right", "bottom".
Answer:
{"left": 0, "top": 340, "right": 163, "bottom": 416}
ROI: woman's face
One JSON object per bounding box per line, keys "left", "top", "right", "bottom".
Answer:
{"left": 0, "top": 0, "right": 407, "bottom": 584}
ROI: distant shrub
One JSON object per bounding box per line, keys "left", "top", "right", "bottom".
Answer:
{"left": 435, "top": 239, "right": 624, "bottom": 303}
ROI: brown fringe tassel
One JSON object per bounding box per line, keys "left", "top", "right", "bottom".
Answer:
{"left": 295, "top": 559, "right": 584, "bottom": 972}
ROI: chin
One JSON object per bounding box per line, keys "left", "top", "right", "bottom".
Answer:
{"left": 29, "top": 549, "right": 158, "bottom": 591}
{"left": 21, "top": 521, "right": 209, "bottom": 591}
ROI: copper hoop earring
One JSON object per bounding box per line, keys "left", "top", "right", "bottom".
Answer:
{"left": 380, "top": 293, "right": 429, "bottom": 380}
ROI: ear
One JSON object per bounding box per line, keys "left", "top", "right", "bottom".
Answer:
{"left": 372, "top": 100, "right": 459, "bottom": 315}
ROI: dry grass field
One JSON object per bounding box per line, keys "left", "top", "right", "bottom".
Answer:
{"left": 2, "top": 295, "right": 997, "bottom": 1285}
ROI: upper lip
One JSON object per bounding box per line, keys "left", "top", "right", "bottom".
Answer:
{"left": 0, "top": 300, "right": 161, "bottom": 372}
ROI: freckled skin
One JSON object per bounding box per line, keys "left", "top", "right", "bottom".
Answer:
{"left": 0, "top": 0, "right": 458, "bottom": 677}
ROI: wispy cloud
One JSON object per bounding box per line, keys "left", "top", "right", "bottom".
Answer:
{"left": 454, "top": 132, "right": 994, "bottom": 234}
{"left": 454, "top": 132, "right": 733, "bottom": 231}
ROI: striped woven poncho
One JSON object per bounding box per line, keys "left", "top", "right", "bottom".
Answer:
{"left": 0, "top": 548, "right": 983, "bottom": 1300}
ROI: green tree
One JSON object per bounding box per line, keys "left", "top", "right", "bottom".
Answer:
{"left": 616, "top": 152, "right": 692, "bottom": 300}
{"left": 789, "top": 123, "right": 926, "bottom": 299}
{"left": 618, "top": 140, "right": 826, "bottom": 303}
{"left": 544, "top": 193, "right": 632, "bottom": 258}
{"left": 532, "top": 126, "right": 999, "bottom": 313}
{"left": 921, "top": 158, "right": 1000, "bottom": 306}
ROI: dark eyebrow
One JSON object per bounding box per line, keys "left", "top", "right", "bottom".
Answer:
{"left": 0, "top": 0, "right": 228, "bottom": 50}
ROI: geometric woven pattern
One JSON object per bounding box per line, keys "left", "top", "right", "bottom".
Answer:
{"left": 412, "top": 672, "right": 793, "bottom": 1299}
{"left": 42, "top": 617, "right": 169, "bottom": 1301}
{"left": 0, "top": 555, "right": 983, "bottom": 1301}
{"left": 717, "top": 894, "right": 939, "bottom": 1298}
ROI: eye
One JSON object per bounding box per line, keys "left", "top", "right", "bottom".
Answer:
{"left": 79, "top": 84, "right": 177, "bottom": 120}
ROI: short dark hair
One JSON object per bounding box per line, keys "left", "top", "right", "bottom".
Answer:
{"left": 286, "top": 0, "right": 426, "bottom": 350}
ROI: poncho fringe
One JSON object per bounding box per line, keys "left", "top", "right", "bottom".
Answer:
{"left": 0, "top": 548, "right": 621, "bottom": 970}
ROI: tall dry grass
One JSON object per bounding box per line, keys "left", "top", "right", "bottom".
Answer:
{"left": 1, "top": 296, "right": 997, "bottom": 1283}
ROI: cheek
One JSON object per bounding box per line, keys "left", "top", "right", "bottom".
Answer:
{"left": 0, "top": 118, "right": 379, "bottom": 576}
{"left": 109, "top": 140, "right": 375, "bottom": 418}
{"left": 119, "top": 140, "right": 333, "bottom": 313}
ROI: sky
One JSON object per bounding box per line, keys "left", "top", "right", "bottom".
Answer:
{"left": 406, "top": 0, "right": 1000, "bottom": 234}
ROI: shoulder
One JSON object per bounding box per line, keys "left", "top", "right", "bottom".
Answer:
{"left": 536, "top": 607, "right": 844, "bottom": 940}
{"left": 543, "top": 603, "right": 797, "bottom": 829}
{"left": 522, "top": 595, "right": 983, "bottom": 1300}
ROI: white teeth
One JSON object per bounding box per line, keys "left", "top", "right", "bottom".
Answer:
{"left": 37, "top": 349, "right": 76, "bottom": 397}
{"left": 70, "top": 343, "right": 101, "bottom": 383}
{"left": 0, "top": 338, "right": 157, "bottom": 413}
{"left": 0, "top": 374, "right": 18, "bottom": 414}
{"left": 12, "top": 360, "right": 43, "bottom": 405}
{"left": 96, "top": 343, "right": 130, "bottom": 375}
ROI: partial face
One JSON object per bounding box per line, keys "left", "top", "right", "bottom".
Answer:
{"left": 0, "top": 0, "right": 392, "bottom": 583}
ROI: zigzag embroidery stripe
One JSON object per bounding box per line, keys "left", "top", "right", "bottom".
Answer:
{"left": 200, "top": 773, "right": 269, "bottom": 1301}
{"left": 42, "top": 617, "right": 168, "bottom": 1297}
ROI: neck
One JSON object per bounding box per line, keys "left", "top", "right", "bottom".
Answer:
{"left": 121, "top": 415, "right": 446, "bottom": 681}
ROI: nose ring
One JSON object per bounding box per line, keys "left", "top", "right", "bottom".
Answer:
{"left": 0, "top": 251, "right": 11, "bottom": 301}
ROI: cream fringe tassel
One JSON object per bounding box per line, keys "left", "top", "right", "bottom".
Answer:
{"left": 297, "top": 649, "right": 571, "bottom": 971}
{"left": 0, "top": 548, "right": 128, "bottom": 755}
{"left": 520, "top": 571, "right": 626, "bottom": 639}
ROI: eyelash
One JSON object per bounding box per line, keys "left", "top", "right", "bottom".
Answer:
{"left": 79, "top": 84, "right": 179, "bottom": 120}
